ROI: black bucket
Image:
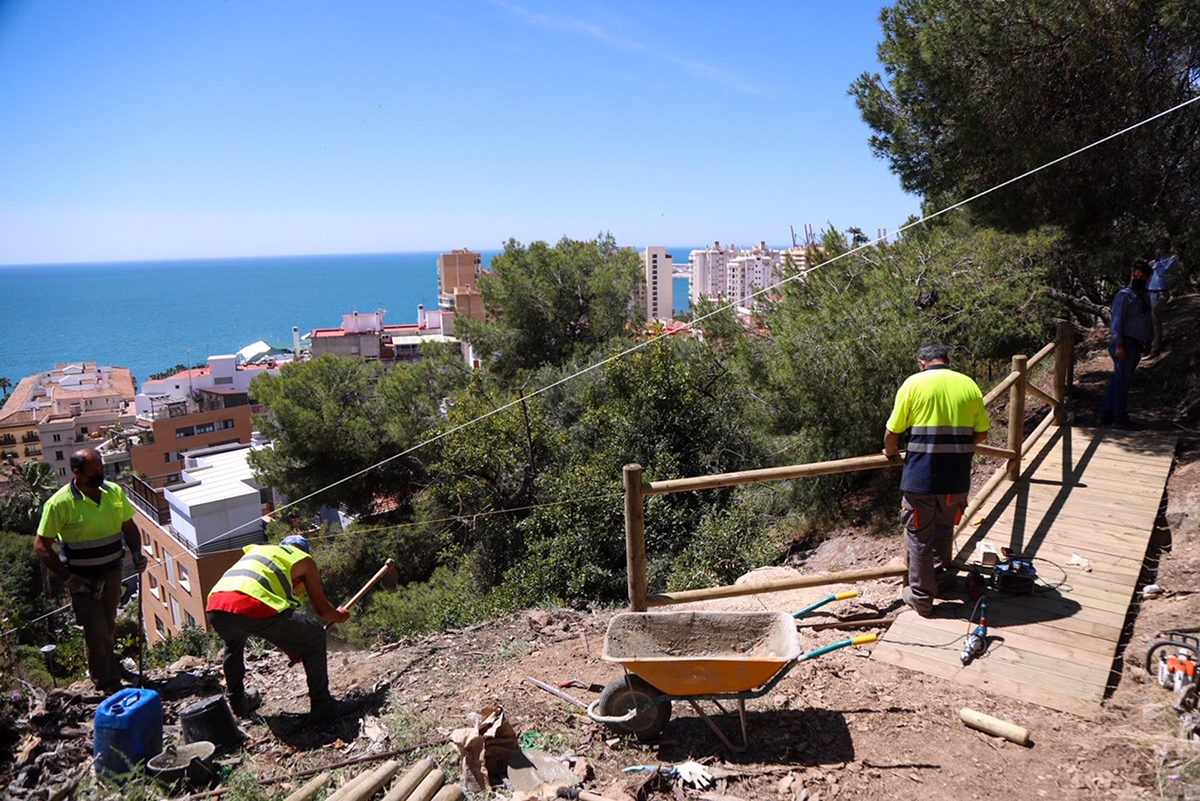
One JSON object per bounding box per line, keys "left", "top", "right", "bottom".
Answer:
{"left": 178, "top": 696, "right": 244, "bottom": 749}
{"left": 146, "top": 740, "right": 216, "bottom": 788}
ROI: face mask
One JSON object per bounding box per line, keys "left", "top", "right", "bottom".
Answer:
{"left": 1131, "top": 278, "right": 1148, "bottom": 291}
{"left": 83, "top": 473, "right": 104, "bottom": 489}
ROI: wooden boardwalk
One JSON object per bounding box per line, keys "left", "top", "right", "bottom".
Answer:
{"left": 872, "top": 425, "right": 1177, "bottom": 717}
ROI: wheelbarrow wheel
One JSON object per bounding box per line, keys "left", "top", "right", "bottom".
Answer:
{"left": 597, "top": 675, "right": 671, "bottom": 742}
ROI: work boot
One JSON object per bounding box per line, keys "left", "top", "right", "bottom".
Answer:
{"left": 309, "top": 695, "right": 339, "bottom": 724}
{"left": 901, "top": 586, "right": 934, "bottom": 618}
{"left": 229, "top": 688, "right": 262, "bottom": 717}
{"left": 935, "top": 572, "right": 959, "bottom": 598}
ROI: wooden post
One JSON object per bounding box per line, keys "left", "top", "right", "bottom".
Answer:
{"left": 1007, "top": 354, "right": 1027, "bottom": 481}
{"left": 1053, "top": 320, "right": 1073, "bottom": 425}
{"left": 624, "top": 464, "right": 648, "bottom": 612}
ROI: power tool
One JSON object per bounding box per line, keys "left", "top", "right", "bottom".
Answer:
{"left": 961, "top": 600, "right": 988, "bottom": 665}
{"left": 990, "top": 549, "right": 1037, "bottom": 594}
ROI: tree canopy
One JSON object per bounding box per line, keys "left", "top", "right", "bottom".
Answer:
{"left": 455, "top": 234, "right": 643, "bottom": 379}
{"left": 850, "top": 0, "right": 1200, "bottom": 265}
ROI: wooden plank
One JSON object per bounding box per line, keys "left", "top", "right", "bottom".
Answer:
{"left": 889, "top": 615, "right": 1115, "bottom": 675}
{"left": 872, "top": 643, "right": 1102, "bottom": 718}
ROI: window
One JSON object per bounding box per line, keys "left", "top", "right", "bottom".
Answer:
{"left": 170, "top": 596, "right": 181, "bottom": 628}
{"left": 148, "top": 574, "right": 161, "bottom": 600}
{"left": 53, "top": 434, "right": 61, "bottom": 442}
{"left": 195, "top": 422, "right": 215, "bottom": 435}
{"left": 164, "top": 453, "right": 172, "bottom": 463}
{"left": 178, "top": 564, "right": 191, "bottom": 593}
{"left": 165, "top": 556, "right": 175, "bottom": 585}
{"left": 55, "top": 450, "right": 64, "bottom": 461}
{"left": 185, "top": 611, "right": 196, "bottom": 628}
{"left": 213, "top": 376, "right": 233, "bottom": 385}
{"left": 154, "top": 615, "right": 165, "bottom": 637}
{"left": 176, "top": 426, "right": 195, "bottom": 439}
{"left": 58, "top": 467, "right": 66, "bottom": 476}
{"left": 220, "top": 419, "right": 236, "bottom": 430}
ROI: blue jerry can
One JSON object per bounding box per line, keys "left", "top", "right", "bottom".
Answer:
{"left": 93, "top": 687, "right": 163, "bottom": 780}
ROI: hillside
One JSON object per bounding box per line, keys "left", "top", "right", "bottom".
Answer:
{"left": 4, "top": 295, "right": 1199, "bottom": 801}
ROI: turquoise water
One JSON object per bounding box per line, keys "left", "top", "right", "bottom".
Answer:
{"left": 0, "top": 250, "right": 692, "bottom": 385}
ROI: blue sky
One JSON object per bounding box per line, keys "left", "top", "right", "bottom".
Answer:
{"left": 0, "top": 1, "right": 916, "bottom": 265}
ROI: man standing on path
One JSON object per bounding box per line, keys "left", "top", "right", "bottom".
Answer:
{"left": 206, "top": 535, "right": 349, "bottom": 721}
{"left": 883, "top": 343, "right": 989, "bottom": 617}
{"left": 34, "top": 449, "right": 146, "bottom": 693}
{"left": 1100, "top": 261, "right": 1154, "bottom": 427}
{"left": 1147, "top": 239, "right": 1181, "bottom": 359}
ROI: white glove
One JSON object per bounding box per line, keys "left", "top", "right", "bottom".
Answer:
{"left": 676, "top": 761, "right": 712, "bottom": 789}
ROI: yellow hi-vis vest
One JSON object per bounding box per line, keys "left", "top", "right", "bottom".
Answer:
{"left": 208, "top": 544, "right": 310, "bottom": 614}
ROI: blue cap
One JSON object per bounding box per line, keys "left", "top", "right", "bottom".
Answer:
{"left": 280, "top": 534, "right": 311, "bottom": 554}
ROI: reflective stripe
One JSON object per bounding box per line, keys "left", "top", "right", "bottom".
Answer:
{"left": 221, "top": 568, "right": 284, "bottom": 598}
{"left": 237, "top": 554, "right": 296, "bottom": 605}
{"left": 62, "top": 532, "right": 124, "bottom": 568}
{"left": 909, "top": 426, "right": 976, "bottom": 436}
{"left": 905, "top": 441, "right": 977, "bottom": 454}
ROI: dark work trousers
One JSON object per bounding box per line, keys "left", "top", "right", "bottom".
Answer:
{"left": 207, "top": 610, "right": 333, "bottom": 706}
{"left": 902, "top": 492, "right": 967, "bottom": 614}
{"left": 1100, "top": 336, "right": 1142, "bottom": 422}
{"left": 69, "top": 566, "right": 124, "bottom": 691}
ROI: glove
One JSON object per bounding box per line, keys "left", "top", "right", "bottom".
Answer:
{"left": 65, "top": 575, "right": 93, "bottom": 595}
{"left": 131, "top": 552, "right": 148, "bottom": 572}
{"left": 675, "top": 761, "right": 713, "bottom": 789}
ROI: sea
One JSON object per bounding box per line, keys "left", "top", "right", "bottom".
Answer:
{"left": 0, "top": 250, "right": 693, "bottom": 386}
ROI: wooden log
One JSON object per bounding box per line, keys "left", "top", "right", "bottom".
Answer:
{"left": 1054, "top": 320, "right": 1073, "bottom": 425}
{"left": 1025, "top": 382, "right": 1058, "bottom": 408}
{"left": 408, "top": 768, "right": 446, "bottom": 801}
{"left": 646, "top": 564, "right": 906, "bottom": 607}
{"left": 982, "top": 371, "right": 1021, "bottom": 407}
{"left": 624, "top": 464, "right": 648, "bottom": 612}
{"left": 1025, "top": 339, "right": 1058, "bottom": 371}
{"left": 973, "top": 444, "right": 1018, "bottom": 461}
{"left": 381, "top": 760, "right": 436, "bottom": 801}
{"left": 1007, "top": 355, "right": 1027, "bottom": 481}
{"left": 283, "top": 773, "right": 331, "bottom": 801}
{"left": 327, "top": 769, "right": 379, "bottom": 801}
{"left": 429, "top": 786, "right": 465, "bottom": 801}
{"left": 643, "top": 452, "right": 902, "bottom": 496}
{"left": 340, "top": 761, "right": 401, "bottom": 801}
{"left": 1021, "top": 412, "right": 1056, "bottom": 457}
{"left": 959, "top": 707, "right": 1031, "bottom": 746}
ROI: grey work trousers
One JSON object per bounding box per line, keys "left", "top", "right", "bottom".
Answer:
{"left": 902, "top": 492, "right": 968, "bottom": 614}
{"left": 69, "top": 567, "right": 125, "bottom": 691}
{"left": 207, "top": 609, "right": 333, "bottom": 706}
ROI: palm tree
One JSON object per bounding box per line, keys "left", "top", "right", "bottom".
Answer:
{"left": 0, "top": 461, "right": 58, "bottom": 536}
{"left": 0, "top": 377, "right": 11, "bottom": 402}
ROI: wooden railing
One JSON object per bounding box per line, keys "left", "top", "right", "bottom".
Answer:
{"left": 622, "top": 321, "right": 1075, "bottom": 611}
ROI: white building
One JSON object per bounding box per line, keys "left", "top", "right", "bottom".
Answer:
{"left": 161, "top": 444, "right": 267, "bottom": 554}
{"left": 136, "top": 355, "right": 280, "bottom": 416}
{"left": 690, "top": 241, "right": 784, "bottom": 306}
{"left": 725, "top": 242, "right": 782, "bottom": 303}
{"left": 689, "top": 242, "right": 736, "bottom": 303}
{"left": 641, "top": 246, "right": 674, "bottom": 321}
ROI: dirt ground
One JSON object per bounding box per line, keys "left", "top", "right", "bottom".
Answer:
{"left": 6, "top": 296, "right": 1200, "bottom": 801}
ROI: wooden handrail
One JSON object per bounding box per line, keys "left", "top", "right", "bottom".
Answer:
{"left": 982, "top": 370, "right": 1021, "bottom": 406}
{"left": 622, "top": 328, "right": 1075, "bottom": 611}
{"left": 643, "top": 452, "right": 902, "bottom": 496}
{"left": 1025, "top": 339, "right": 1058, "bottom": 371}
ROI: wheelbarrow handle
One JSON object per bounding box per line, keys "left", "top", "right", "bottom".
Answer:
{"left": 586, "top": 695, "right": 672, "bottom": 725}
{"left": 799, "top": 633, "right": 877, "bottom": 661}
{"left": 793, "top": 590, "right": 858, "bottom": 619}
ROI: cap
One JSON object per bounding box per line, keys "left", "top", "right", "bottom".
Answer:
{"left": 280, "top": 534, "right": 311, "bottom": 554}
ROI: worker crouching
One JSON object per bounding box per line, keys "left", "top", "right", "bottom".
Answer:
{"left": 205, "top": 535, "right": 350, "bottom": 721}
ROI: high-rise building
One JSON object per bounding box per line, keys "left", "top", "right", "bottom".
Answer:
{"left": 641, "top": 246, "right": 674, "bottom": 321}
{"left": 689, "top": 242, "right": 736, "bottom": 303}
{"left": 437, "top": 249, "right": 486, "bottom": 335}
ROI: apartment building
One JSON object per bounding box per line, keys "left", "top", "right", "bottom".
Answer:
{"left": 641, "top": 246, "right": 674, "bottom": 322}
{"left": 125, "top": 444, "right": 270, "bottom": 645}
{"left": 436, "top": 249, "right": 486, "bottom": 335}
{"left": 136, "top": 355, "right": 278, "bottom": 416}
{"left": 309, "top": 308, "right": 464, "bottom": 365}
{"left": 689, "top": 242, "right": 737, "bottom": 303}
{"left": 0, "top": 363, "right": 137, "bottom": 482}
{"left": 725, "top": 242, "right": 782, "bottom": 304}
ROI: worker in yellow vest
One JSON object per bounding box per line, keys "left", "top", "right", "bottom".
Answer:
{"left": 206, "top": 535, "right": 349, "bottom": 720}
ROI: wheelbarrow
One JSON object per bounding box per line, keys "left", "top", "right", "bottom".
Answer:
{"left": 587, "top": 593, "right": 875, "bottom": 750}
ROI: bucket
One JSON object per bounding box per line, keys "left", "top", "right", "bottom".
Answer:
{"left": 179, "top": 695, "right": 244, "bottom": 749}
{"left": 93, "top": 687, "right": 164, "bottom": 780}
{"left": 146, "top": 740, "right": 217, "bottom": 788}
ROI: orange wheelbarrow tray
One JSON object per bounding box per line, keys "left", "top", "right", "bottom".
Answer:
{"left": 586, "top": 609, "right": 876, "bottom": 750}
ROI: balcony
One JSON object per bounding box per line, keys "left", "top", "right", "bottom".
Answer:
{"left": 22, "top": 432, "right": 39, "bottom": 443}
{"left": 0, "top": 434, "right": 15, "bottom": 446}
{"left": 24, "top": 446, "right": 41, "bottom": 457}
{"left": 122, "top": 475, "right": 172, "bottom": 525}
